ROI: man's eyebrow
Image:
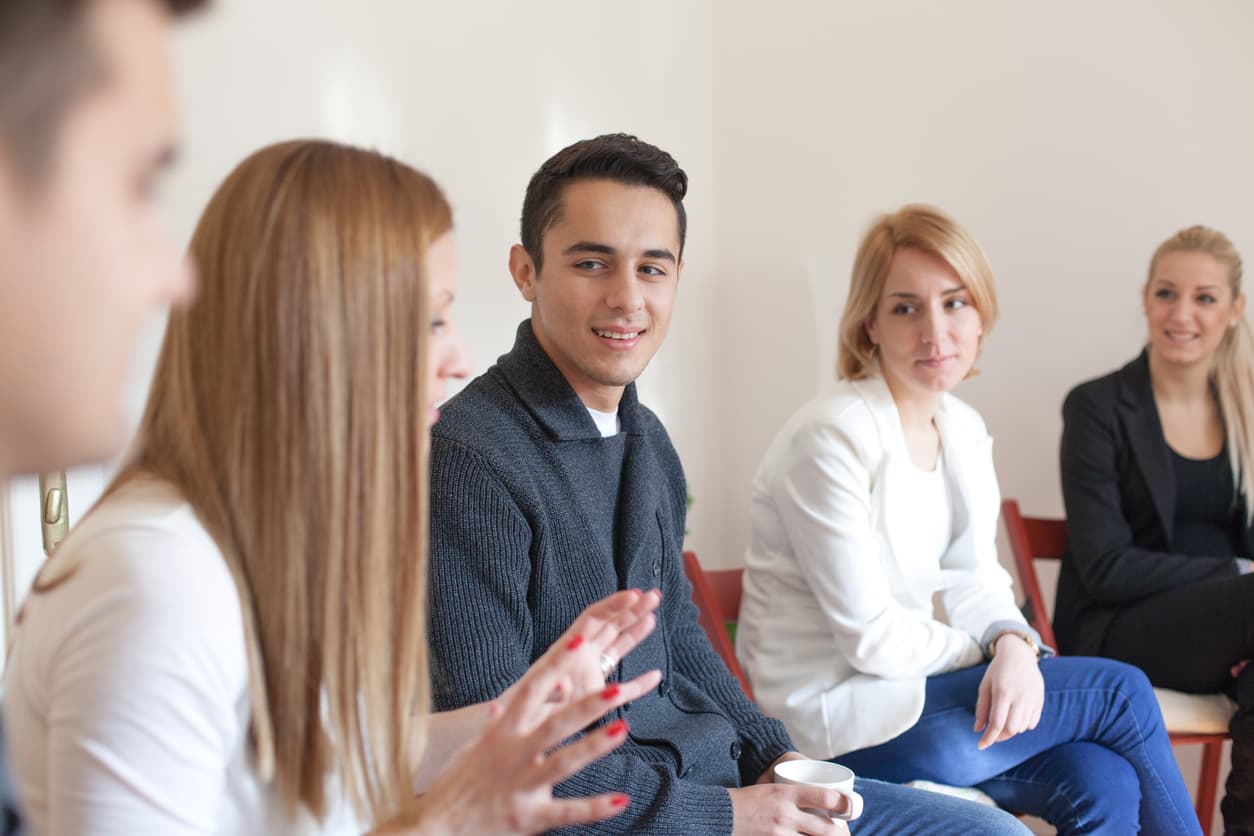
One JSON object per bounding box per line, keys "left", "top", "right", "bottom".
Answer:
{"left": 562, "top": 242, "right": 615, "bottom": 256}
{"left": 560, "top": 242, "right": 677, "bottom": 264}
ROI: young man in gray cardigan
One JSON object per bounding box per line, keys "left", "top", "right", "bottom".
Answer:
{"left": 426, "top": 134, "right": 1031, "bottom": 835}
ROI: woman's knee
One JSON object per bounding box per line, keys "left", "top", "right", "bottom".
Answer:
{"left": 1044, "top": 655, "right": 1154, "bottom": 699}
{"left": 1042, "top": 656, "right": 1164, "bottom": 738}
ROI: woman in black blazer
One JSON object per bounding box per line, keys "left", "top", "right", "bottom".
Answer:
{"left": 1055, "top": 225, "right": 1254, "bottom": 834}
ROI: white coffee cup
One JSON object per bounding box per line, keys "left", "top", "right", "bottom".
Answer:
{"left": 773, "top": 759, "right": 864, "bottom": 822}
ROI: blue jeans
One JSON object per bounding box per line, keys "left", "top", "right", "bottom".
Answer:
{"left": 838, "top": 657, "right": 1199, "bottom": 835}
{"left": 853, "top": 778, "right": 1030, "bottom": 834}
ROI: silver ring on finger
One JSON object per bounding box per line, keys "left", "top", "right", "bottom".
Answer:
{"left": 599, "top": 653, "right": 616, "bottom": 680}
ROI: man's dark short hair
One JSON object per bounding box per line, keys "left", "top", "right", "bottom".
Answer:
{"left": 0, "top": 0, "right": 207, "bottom": 181}
{"left": 520, "top": 133, "right": 688, "bottom": 271}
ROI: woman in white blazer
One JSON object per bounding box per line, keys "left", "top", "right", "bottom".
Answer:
{"left": 736, "top": 205, "right": 1198, "bottom": 835}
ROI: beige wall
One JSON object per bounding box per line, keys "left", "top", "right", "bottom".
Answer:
{"left": 0, "top": 0, "right": 726, "bottom": 648}
{"left": 710, "top": 1, "right": 1254, "bottom": 571}
{"left": 165, "top": 0, "right": 724, "bottom": 563}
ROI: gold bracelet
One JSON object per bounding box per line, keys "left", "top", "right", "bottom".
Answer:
{"left": 987, "top": 631, "right": 1040, "bottom": 660}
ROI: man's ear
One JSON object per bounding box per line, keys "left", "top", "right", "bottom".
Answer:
{"left": 509, "top": 244, "right": 538, "bottom": 302}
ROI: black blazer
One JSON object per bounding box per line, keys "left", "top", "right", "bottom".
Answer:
{"left": 1053, "top": 350, "right": 1251, "bottom": 656}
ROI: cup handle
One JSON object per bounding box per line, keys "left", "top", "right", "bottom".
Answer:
{"left": 835, "top": 789, "right": 863, "bottom": 821}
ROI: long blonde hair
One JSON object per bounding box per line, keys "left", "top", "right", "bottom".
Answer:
{"left": 62, "top": 140, "right": 445, "bottom": 822}
{"left": 837, "top": 204, "right": 998, "bottom": 380}
{"left": 1147, "top": 225, "right": 1254, "bottom": 521}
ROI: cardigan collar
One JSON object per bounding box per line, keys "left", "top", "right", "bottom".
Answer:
{"left": 497, "top": 319, "right": 642, "bottom": 441}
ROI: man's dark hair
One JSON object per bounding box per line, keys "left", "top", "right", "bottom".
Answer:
{"left": 0, "top": 0, "right": 207, "bottom": 180}
{"left": 520, "top": 133, "right": 688, "bottom": 271}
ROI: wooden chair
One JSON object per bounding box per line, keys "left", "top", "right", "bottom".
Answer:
{"left": 1002, "top": 498, "right": 1233, "bottom": 835}
{"left": 682, "top": 550, "right": 753, "bottom": 698}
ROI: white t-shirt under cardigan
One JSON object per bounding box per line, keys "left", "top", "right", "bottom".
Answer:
{"left": 736, "top": 376, "right": 1039, "bottom": 759}
{"left": 3, "top": 477, "right": 361, "bottom": 835}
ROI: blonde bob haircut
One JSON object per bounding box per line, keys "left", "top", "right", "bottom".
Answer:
{"left": 1146, "top": 225, "right": 1254, "bottom": 521}
{"left": 36, "top": 140, "right": 450, "bottom": 824}
{"left": 837, "top": 204, "right": 998, "bottom": 381}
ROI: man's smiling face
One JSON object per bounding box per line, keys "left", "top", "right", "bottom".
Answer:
{"left": 509, "top": 177, "right": 683, "bottom": 412}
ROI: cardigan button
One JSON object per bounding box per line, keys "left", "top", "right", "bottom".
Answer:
{"left": 651, "top": 558, "right": 662, "bottom": 576}
{"left": 730, "top": 741, "right": 743, "bottom": 760}
{"left": 658, "top": 680, "right": 670, "bottom": 697}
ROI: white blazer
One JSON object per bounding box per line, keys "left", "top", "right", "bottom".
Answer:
{"left": 736, "top": 376, "right": 1028, "bottom": 759}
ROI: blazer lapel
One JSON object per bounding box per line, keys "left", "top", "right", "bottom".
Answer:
{"left": 851, "top": 379, "right": 924, "bottom": 582}
{"left": 1117, "top": 352, "right": 1176, "bottom": 549}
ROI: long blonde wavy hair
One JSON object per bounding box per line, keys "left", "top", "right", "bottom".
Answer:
{"left": 1147, "top": 225, "right": 1254, "bottom": 522}
{"left": 37, "top": 140, "right": 448, "bottom": 823}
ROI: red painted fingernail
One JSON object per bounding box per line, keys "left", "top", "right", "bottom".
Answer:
{"left": 610, "top": 793, "right": 629, "bottom": 808}
{"left": 601, "top": 684, "right": 621, "bottom": 700}
{"left": 565, "top": 635, "right": 584, "bottom": 651}
{"left": 605, "top": 719, "right": 629, "bottom": 737}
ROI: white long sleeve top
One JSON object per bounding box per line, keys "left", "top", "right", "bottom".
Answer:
{"left": 736, "top": 377, "right": 1031, "bottom": 758}
{"left": 2, "top": 477, "right": 361, "bottom": 835}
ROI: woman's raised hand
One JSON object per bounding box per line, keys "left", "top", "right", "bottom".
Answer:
{"left": 402, "top": 590, "right": 662, "bottom": 834}
{"left": 505, "top": 588, "right": 662, "bottom": 713}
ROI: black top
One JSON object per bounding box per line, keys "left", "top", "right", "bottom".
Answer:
{"left": 1053, "top": 350, "right": 1251, "bottom": 657}
{"left": 1170, "top": 446, "right": 1242, "bottom": 558}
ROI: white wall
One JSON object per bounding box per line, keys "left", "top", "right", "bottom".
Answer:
{"left": 4, "top": 0, "right": 1251, "bottom": 631}
{"left": 0, "top": 0, "right": 1246, "bottom": 635}
{"left": 167, "top": 0, "right": 724, "bottom": 559}
{"left": 0, "top": 0, "right": 726, "bottom": 629}
{"left": 710, "top": 0, "right": 1254, "bottom": 572}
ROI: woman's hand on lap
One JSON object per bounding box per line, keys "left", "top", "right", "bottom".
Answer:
{"left": 974, "top": 635, "right": 1044, "bottom": 749}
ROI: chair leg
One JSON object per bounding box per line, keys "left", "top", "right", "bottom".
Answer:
{"left": 1196, "top": 740, "right": 1224, "bottom": 836}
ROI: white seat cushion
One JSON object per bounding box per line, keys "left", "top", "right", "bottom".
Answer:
{"left": 1153, "top": 687, "right": 1236, "bottom": 735}
{"left": 905, "top": 780, "right": 1000, "bottom": 808}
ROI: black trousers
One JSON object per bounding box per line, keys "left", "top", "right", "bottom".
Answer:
{"left": 1102, "top": 572, "right": 1254, "bottom": 834}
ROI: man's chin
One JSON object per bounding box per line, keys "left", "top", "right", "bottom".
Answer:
{"left": 588, "top": 365, "right": 649, "bottom": 389}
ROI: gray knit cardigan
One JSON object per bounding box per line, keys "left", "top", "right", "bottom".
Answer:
{"left": 428, "top": 321, "right": 795, "bottom": 834}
